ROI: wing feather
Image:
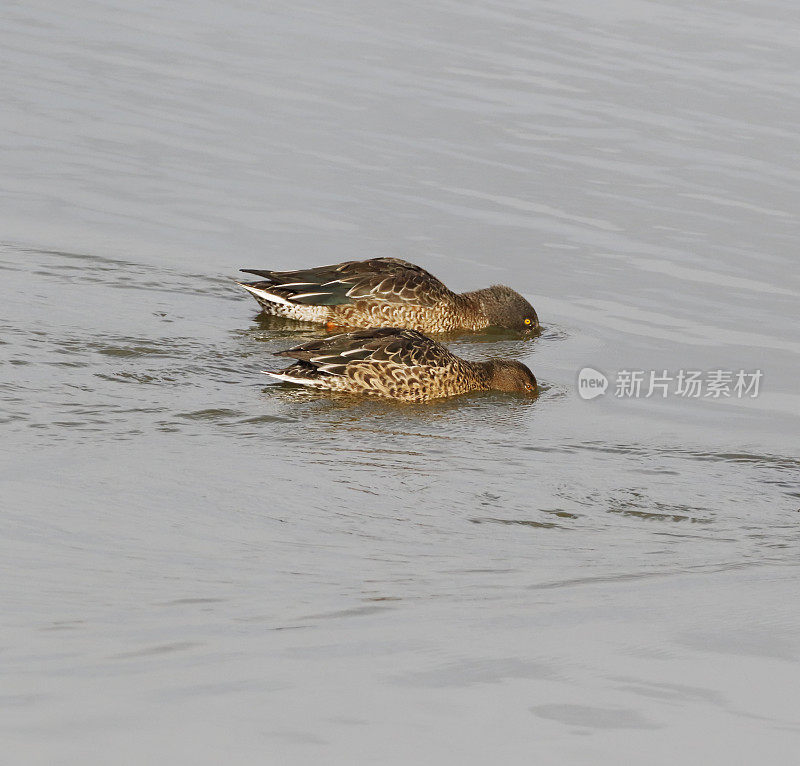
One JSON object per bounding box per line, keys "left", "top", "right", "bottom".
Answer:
{"left": 273, "top": 328, "right": 456, "bottom": 378}
{"left": 240, "top": 258, "right": 455, "bottom": 307}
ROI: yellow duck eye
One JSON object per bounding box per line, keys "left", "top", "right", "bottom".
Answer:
{"left": 524, "top": 318, "right": 532, "bottom": 325}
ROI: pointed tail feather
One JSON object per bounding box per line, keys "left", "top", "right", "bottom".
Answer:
{"left": 240, "top": 269, "right": 278, "bottom": 280}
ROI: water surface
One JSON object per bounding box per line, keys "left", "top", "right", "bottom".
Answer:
{"left": 2, "top": 1, "right": 799, "bottom": 763}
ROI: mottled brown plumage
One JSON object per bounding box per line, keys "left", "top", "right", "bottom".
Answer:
{"left": 238, "top": 257, "right": 539, "bottom": 334}
{"left": 264, "top": 328, "right": 538, "bottom": 402}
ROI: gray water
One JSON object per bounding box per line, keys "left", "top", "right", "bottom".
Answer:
{"left": 2, "top": 1, "right": 799, "bottom": 763}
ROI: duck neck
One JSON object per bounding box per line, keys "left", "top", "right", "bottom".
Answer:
{"left": 455, "top": 289, "right": 495, "bottom": 327}
{"left": 466, "top": 359, "right": 495, "bottom": 390}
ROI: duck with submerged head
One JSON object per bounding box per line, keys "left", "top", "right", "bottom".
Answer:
{"left": 264, "top": 328, "right": 538, "bottom": 402}
{"left": 238, "top": 257, "right": 539, "bottom": 335}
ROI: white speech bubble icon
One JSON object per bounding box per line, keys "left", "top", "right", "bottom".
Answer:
{"left": 577, "top": 367, "right": 608, "bottom": 400}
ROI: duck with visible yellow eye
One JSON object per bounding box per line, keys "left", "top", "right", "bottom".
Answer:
{"left": 264, "top": 328, "right": 539, "bottom": 402}
{"left": 237, "top": 257, "right": 540, "bottom": 335}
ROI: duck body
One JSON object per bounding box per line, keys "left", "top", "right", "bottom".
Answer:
{"left": 265, "top": 328, "right": 538, "bottom": 402}
{"left": 238, "top": 258, "right": 538, "bottom": 334}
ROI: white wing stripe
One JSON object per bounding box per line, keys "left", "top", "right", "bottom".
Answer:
{"left": 262, "top": 371, "right": 327, "bottom": 387}
{"left": 237, "top": 283, "right": 294, "bottom": 307}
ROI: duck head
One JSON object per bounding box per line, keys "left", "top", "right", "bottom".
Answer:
{"left": 484, "top": 359, "right": 538, "bottom": 396}
{"left": 473, "top": 285, "right": 540, "bottom": 334}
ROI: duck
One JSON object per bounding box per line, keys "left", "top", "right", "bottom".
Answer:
{"left": 238, "top": 257, "right": 539, "bottom": 334}
{"left": 264, "top": 327, "right": 538, "bottom": 402}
